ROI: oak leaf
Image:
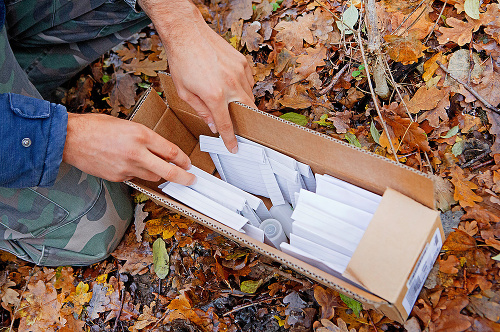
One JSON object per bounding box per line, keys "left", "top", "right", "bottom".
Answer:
{"left": 449, "top": 166, "right": 483, "bottom": 208}
{"left": 129, "top": 301, "right": 157, "bottom": 332}
{"left": 274, "top": 12, "right": 315, "bottom": 51}
{"left": 111, "top": 231, "right": 154, "bottom": 275}
{"left": 377, "top": 114, "right": 431, "bottom": 153}
{"left": 279, "top": 84, "right": 313, "bottom": 109}
{"left": 311, "top": 8, "right": 334, "bottom": 41}
{"left": 386, "top": 7, "right": 434, "bottom": 39}
{"left": 134, "top": 203, "right": 148, "bottom": 242}
{"left": 403, "top": 86, "right": 448, "bottom": 114}
{"left": 53, "top": 267, "right": 75, "bottom": 296}
{"left": 438, "top": 17, "right": 477, "bottom": 46}
{"left": 384, "top": 30, "right": 425, "bottom": 65}
{"left": 417, "top": 95, "right": 450, "bottom": 128}
{"left": 314, "top": 286, "right": 338, "bottom": 320}
{"left": 253, "top": 62, "right": 274, "bottom": 82}
{"left": 18, "top": 281, "right": 64, "bottom": 332}
{"left": 225, "top": 0, "right": 253, "bottom": 29}
{"left": 0, "top": 273, "right": 20, "bottom": 311}
{"left": 327, "top": 111, "right": 353, "bottom": 134}
{"left": 432, "top": 175, "right": 456, "bottom": 212}
{"left": 122, "top": 57, "right": 168, "bottom": 77}
{"left": 87, "top": 283, "right": 110, "bottom": 320}
{"left": 108, "top": 70, "right": 141, "bottom": 114}
{"left": 65, "top": 282, "right": 92, "bottom": 315}
{"left": 443, "top": 229, "right": 476, "bottom": 252}
{"left": 438, "top": 255, "right": 459, "bottom": 274}
{"left": 475, "top": 70, "right": 500, "bottom": 108}
{"left": 295, "top": 45, "right": 327, "bottom": 82}
{"left": 115, "top": 44, "right": 145, "bottom": 62}
{"left": 433, "top": 297, "right": 471, "bottom": 331}
{"left": 422, "top": 52, "right": 444, "bottom": 81}
{"left": 242, "top": 21, "right": 263, "bottom": 52}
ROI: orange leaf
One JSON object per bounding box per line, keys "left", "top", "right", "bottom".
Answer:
{"left": 443, "top": 229, "right": 476, "bottom": 252}
{"left": 313, "top": 285, "right": 337, "bottom": 320}
{"left": 403, "top": 86, "right": 448, "bottom": 114}
{"left": 449, "top": 166, "right": 483, "bottom": 208}
{"left": 384, "top": 30, "right": 425, "bottom": 65}
{"left": 295, "top": 45, "right": 327, "bottom": 81}
{"left": 438, "top": 17, "right": 476, "bottom": 46}
{"left": 438, "top": 255, "right": 459, "bottom": 274}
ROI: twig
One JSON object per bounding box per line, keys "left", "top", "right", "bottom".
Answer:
{"left": 461, "top": 151, "right": 491, "bottom": 168}
{"left": 358, "top": 29, "right": 400, "bottom": 161}
{"left": 471, "top": 158, "right": 494, "bottom": 170}
{"left": 222, "top": 296, "right": 284, "bottom": 317}
{"left": 436, "top": 61, "right": 500, "bottom": 115}
{"left": 259, "top": 263, "right": 308, "bottom": 286}
{"left": 112, "top": 288, "right": 126, "bottom": 332}
{"left": 424, "top": 0, "right": 448, "bottom": 44}
{"left": 9, "top": 266, "right": 35, "bottom": 332}
{"left": 319, "top": 64, "right": 349, "bottom": 95}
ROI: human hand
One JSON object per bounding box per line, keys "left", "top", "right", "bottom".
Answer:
{"left": 62, "top": 113, "right": 196, "bottom": 185}
{"left": 139, "top": 0, "right": 257, "bottom": 153}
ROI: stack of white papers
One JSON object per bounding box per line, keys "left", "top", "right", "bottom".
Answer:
{"left": 200, "top": 135, "right": 315, "bottom": 206}
{"left": 281, "top": 177, "right": 382, "bottom": 275}
{"left": 160, "top": 166, "right": 271, "bottom": 242}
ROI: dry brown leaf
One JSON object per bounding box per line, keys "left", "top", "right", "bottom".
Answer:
{"left": 18, "top": 281, "right": 64, "bottom": 332}
{"left": 422, "top": 51, "right": 444, "bottom": 82}
{"left": 378, "top": 114, "right": 431, "bottom": 153}
{"left": 0, "top": 273, "right": 20, "bottom": 311}
{"left": 274, "top": 12, "right": 315, "bottom": 51}
{"left": 253, "top": 62, "right": 274, "bottom": 82}
{"left": 311, "top": 8, "right": 335, "bottom": 41}
{"left": 327, "top": 111, "right": 353, "bottom": 134}
{"left": 115, "top": 44, "right": 145, "bottom": 62}
{"left": 122, "top": 57, "right": 168, "bottom": 77}
{"left": 432, "top": 175, "right": 457, "bottom": 212}
{"left": 108, "top": 70, "right": 141, "bottom": 114}
{"left": 438, "top": 17, "right": 477, "bottom": 46}
{"left": 313, "top": 286, "right": 337, "bottom": 320}
{"left": 475, "top": 70, "right": 500, "bottom": 108}
{"left": 225, "top": 0, "right": 253, "bottom": 29}
{"left": 295, "top": 45, "right": 327, "bottom": 82}
{"left": 403, "top": 86, "right": 448, "bottom": 114}
{"left": 443, "top": 229, "right": 476, "bottom": 252}
{"left": 449, "top": 166, "right": 483, "bottom": 208}
{"left": 438, "top": 255, "right": 459, "bottom": 274}
{"left": 129, "top": 301, "right": 157, "bottom": 332}
{"left": 64, "top": 282, "right": 92, "bottom": 316}
{"left": 279, "top": 84, "right": 313, "bottom": 109}
{"left": 458, "top": 220, "right": 478, "bottom": 237}
{"left": 433, "top": 296, "right": 471, "bottom": 331}
{"left": 242, "top": 21, "right": 264, "bottom": 52}
{"left": 384, "top": 30, "right": 425, "bottom": 65}
{"left": 53, "top": 267, "right": 75, "bottom": 296}
{"left": 417, "top": 96, "right": 450, "bottom": 128}
{"left": 111, "top": 231, "right": 154, "bottom": 275}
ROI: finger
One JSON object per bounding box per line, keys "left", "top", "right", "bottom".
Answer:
{"left": 132, "top": 168, "right": 163, "bottom": 183}
{"left": 206, "top": 95, "right": 238, "bottom": 153}
{"left": 181, "top": 89, "right": 217, "bottom": 133}
{"left": 146, "top": 132, "right": 192, "bottom": 170}
{"left": 244, "top": 63, "right": 255, "bottom": 91}
{"left": 147, "top": 154, "right": 196, "bottom": 185}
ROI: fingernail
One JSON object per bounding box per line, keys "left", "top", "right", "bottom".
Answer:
{"left": 231, "top": 146, "right": 238, "bottom": 154}
{"left": 208, "top": 123, "right": 217, "bottom": 134}
{"left": 187, "top": 163, "right": 192, "bottom": 170}
{"left": 189, "top": 175, "right": 197, "bottom": 186}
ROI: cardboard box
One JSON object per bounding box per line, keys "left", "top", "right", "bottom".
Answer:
{"left": 126, "top": 73, "right": 444, "bottom": 323}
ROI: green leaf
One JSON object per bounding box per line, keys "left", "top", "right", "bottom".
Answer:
{"left": 464, "top": 0, "right": 480, "bottom": 19}
{"left": 452, "top": 140, "right": 465, "bottom": 157}
{"left": 493, "top": 253, "right": 500, "bottom": 261}
{"left": 102, "top": 74, "right": 110, "bottom": 83}
{"left": 352, "top": 70, "right": 361, "bottom": 78}
{"left": 153, "top": 238, "right": 169, "bottom": 279}
{"left": 345, "top": 132, "right": 362, "bottom": 148}
{"left": 280, "top": 112, "right": 309, "bottom": 126}
{"left": 240, "top": 279, "right": 263, "bottom": 293}
{"left": 272, "top": 1, "right": 280, "bottom": 11}
{"left": 359, "top": 64, "right": 365, "bottom": 71}
{"left": 313, "top": 113, "right": 331, "bottom": 127}
{"left": 441, "top": 125, "right": 459, "bottom": 138}
{"left": 138, "top": 82, "right": 151, "bottom": 89}
{"left": 336, "top": 5, "right": 358, "bottom": 35}
{"left": 370, "top": 121, "right": 381, "bottom": 144}
{"left": 340, "top": 293, "right": 362, "bottom": 317}
{"left": 134, "top": 192, "right": 150, "bottom": 204}
{"left": 252, "top": 4, "right": 256, "bottom": 10}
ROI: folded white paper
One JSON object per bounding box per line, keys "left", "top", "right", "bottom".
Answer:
{"left": 321, "top": 174, "right": 382, "bottom": 203}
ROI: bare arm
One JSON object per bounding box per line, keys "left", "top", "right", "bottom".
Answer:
{"left": 138, "top": 0, "right": 256, "bottom": 153}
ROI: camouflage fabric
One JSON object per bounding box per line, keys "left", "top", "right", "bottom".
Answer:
{"left": 5, "top": 0, "right": 150, "bottom": 97}
{"left": 0, "top": 0, "right": 150, "bottom": 265}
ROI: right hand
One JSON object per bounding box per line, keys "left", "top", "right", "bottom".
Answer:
{"left": 62, "top": 113, "right": 196, "bottom": 185}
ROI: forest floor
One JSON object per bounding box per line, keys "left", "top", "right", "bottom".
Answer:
{"left": 1, "top": 0, "right": 500, "bottom": 331}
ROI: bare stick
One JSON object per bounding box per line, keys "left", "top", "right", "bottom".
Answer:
{"left": 112, "top": 288, "right": 125, "bottom": 332}
{"left": 319, "top": 64, "right": 349, "bottom": 95}
{"left": 436, "top": 61, "right": 500, "bottom": 115}
{"left": 358, "top": 29, "right": 400, "bottom": 161}
{"left": 223, "top": 296, "right": 284, "bottom": 317}
{"left": 9, "top": 267, "right": 34, "bottom": 332}
{"left": 365, "top": 0, "right": 381, "bottom": 52}
{"left": 424, "top": 0, "right": 448, "bottom": 44}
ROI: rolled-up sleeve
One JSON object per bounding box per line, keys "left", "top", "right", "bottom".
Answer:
{"left": 0, "top": 93, "right": 68, "bottom": 188}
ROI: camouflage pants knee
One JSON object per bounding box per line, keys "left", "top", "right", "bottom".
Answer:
{"left": 0, "top": 0, "right": 150, "bottom": 266}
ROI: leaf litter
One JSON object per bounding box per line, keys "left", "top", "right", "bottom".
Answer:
{"left": 2, "top": 0, "right": 500, "bottom": 331}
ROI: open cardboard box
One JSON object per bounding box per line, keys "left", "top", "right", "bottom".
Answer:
{"left": 126, "top": 73, "right": 444, "bottom": 323}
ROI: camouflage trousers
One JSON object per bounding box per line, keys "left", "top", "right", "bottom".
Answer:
{"left": 0, "top": 0, "right": 151, "bottom": 266}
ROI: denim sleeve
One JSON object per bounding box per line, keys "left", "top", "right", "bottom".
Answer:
{"left": 0, "top": 93, "right": 68, "bottom": 188}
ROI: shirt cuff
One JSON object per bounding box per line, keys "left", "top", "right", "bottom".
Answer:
{"left": 123, "top": 0, "right": 142, "bottom": 12}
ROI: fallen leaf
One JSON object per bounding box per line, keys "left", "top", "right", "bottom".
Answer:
{"left": 295, "top": 45, "right": 327, "bottom": 82}
{"left": 279, "top": 84, "right": 313, "bottom": 109}
{"left": 439, "top": 255, "right": 459, "bottom": 274}
{"left": 225, "top": 0, "right": 253, "bottom": 29}
{"left": 65, "top": 282, "right": 92, "bottom": 316}
{"left": 122, "top": 57, "right": 168, "bottom": 77}
{"left": 240, "top": 279, "right": 263, "bottom": 293}
{"left": 384, "top": 30, "right": 425, "bottom": 65}
{"left": 108, "top": 70, "right": 141, "bottom": 114}
{"left": 314, "top": 286, "right": 337, "bottom": 320}
{"left": 111, "top": 231, "right": 154, "bottom": 275}
{"left": 403, "top": 86, "right": 448, "bottom": 114}
{"left": 378, "top": 114, "right": 431, "bottom": 153}
{"left": 449, "top": 166, "right": 483, "bottom": 208}
{"left": 242, "top": 21, "right": 263, "bottom": 52}
{"left": 438, "top": 18, "right": 477, "bottom": 46}
{"left": 153, "top": 238, "right": 170, "bottom": 279}
{"left": 433, "top": 296, "right": 471, "bottom": 331}
{"left": 443, "top": 229, "right": 476, "bottom": 252}
{"left": 328, "top": 111, "right": 353, "bottom": 134}
{"left": 134, "top": 203, "right": 149, "bottom": 242}
{"left": 86, "top": 283, "right": 110, "bottom": 320}
{"left": 275, "top": 12, "right": 315, "bottom": 51}
{"left": 18, "top": 281, "right": 64, "bottom": 331}
{"left": 129, "top": 301, "right": 157, "bottom": 332}
{"left": 469, "top": 294, "right": 500, "bottom": 322}
{"left": 432, "top": 175, "right": 457, "bottom": 212}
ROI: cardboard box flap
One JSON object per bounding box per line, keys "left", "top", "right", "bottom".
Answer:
{"left": 158, "top": 73, "right": 436, "bottom": 209}
{"left": 343, "top": 188, "right": 440, "bottom": 303}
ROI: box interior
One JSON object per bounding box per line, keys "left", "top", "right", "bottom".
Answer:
{"left": 128, "top": 73, "right": 441, "bottom": 323}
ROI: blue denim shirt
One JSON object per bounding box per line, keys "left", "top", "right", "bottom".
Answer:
{"left": 0, "top": 0, "right": 69, "bottom": 188}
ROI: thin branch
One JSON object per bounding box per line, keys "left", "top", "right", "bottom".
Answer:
{"left": 424, "top": 0, "right": 448, "bottom": 44}
{"left": 358, "top": 29, "right": 400, "bottom": 161}
{"left": 223, "top": 296, "right": 284, "bottom": 317}
{"left": 9, "top": 267, "right": 35, "bottom": 332}
{"left": 436, "top": 61, "right": 500, "bottom": 115}
{"left": 319, "top": 64, "right": 349, "bottom": 95}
